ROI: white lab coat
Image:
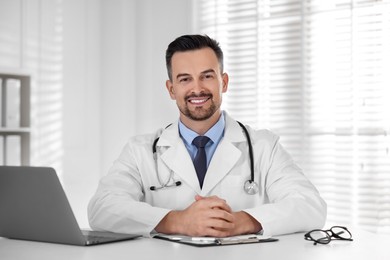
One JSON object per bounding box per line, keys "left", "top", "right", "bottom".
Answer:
{"left": 88, "top": 113, "right": 326, "bottom": 237}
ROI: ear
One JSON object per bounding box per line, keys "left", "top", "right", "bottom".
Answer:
{"left": 166, "top": 80, "right": 176, "bottom": 100}
{"left": 222, "top": 73, "right": 229, "bottom": 93}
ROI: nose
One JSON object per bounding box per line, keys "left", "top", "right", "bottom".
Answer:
{"left": 190, "top": 79, "right": 205, "bottom": 94}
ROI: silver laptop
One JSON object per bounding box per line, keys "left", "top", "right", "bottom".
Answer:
{"left": 0, "top": 166, "right": 141, "bottom": 246}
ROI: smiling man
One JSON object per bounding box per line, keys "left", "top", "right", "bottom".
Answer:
{"left": 166, "top": 45, "right": 228, "bottom": 134}
{"left": 88, "top": 35, "right": 327, "bottom": 238}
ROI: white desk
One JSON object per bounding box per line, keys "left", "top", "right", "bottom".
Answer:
{"left": 0, "top": 229, "right": 389, "bottom": 260}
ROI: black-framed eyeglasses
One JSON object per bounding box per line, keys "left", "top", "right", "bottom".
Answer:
{"left": 304, "top": 226, "right": 353, "bottom": 245}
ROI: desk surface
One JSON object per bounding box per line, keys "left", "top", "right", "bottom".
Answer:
{"left": 1, "top": 229, "right": 389, "bottom": 260}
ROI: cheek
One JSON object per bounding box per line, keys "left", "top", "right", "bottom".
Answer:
{"left": 173, "top": 92, "right": 187, "bottom": 105}
{"left": 173, "top": 88, "right": 189, "bottom": 100}
{"left": 212, "top": 90, "right": 223, "bottom": 101}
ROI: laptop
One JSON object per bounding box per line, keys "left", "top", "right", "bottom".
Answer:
{"left": 0, "top": 166, "right": 141, "bottom": 246}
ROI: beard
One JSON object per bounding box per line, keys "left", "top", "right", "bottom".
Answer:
{"left": 178, "top": 93, "right": 220, "bottom": 121}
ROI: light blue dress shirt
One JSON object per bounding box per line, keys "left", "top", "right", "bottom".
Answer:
{"left": 178, "top": 112, "right": 225, "bottom": 167}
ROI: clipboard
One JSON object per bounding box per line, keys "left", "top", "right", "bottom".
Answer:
{"left": 153, "top": 233, "right": 278, "bottom": 247}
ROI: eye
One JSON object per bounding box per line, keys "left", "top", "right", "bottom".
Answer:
{"left": 202, "top": 73, "right": 214, "bottom": 80}
{"left": 179, "top": 77, "right": 191, "bottom": 83}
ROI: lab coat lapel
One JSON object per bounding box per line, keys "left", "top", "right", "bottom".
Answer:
{"left": 201, "top": 114, "right": 246, "bottom": 196}
{"left": 200, "top": 140, "right": 241, "bottom": 196}
{"left": 157, "top": 123, "right": 201, "bottom": 193}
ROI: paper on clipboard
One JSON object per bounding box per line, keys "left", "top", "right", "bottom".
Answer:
{"left": 153, "top": 233, "right": 278, "bottom": 247}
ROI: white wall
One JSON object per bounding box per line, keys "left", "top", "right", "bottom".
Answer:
{"left": 133, "top": 0, "right": 186, "bottom": 135}
{"left": 99, "top": 0, "right": 193, "bottom": 176}
{"left": 0, "top": 0, "right": 193, "bottom": 228}
{"left": 62, "top": 0, "right": 102, "bottom": 228}
{"left": 64, "top": 0, "right": 193, "bottom": 227}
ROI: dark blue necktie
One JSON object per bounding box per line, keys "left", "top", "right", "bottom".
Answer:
{"left": 192, "top": 136, "right": 210, "bottom": 189}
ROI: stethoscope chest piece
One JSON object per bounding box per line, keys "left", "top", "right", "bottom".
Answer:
{"left": 244, "top": 180, "right": 259, "bottom": 195}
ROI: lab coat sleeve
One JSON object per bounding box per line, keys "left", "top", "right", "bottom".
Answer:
{"left": 243, "top": 132, "right": 327, "bottom": 236}
{"left": 88, "top": 140, "right": 170, "bottom": 237}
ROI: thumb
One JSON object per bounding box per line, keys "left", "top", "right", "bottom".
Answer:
{"left": 195, "top": 195, "right": 204, "bottom": 201}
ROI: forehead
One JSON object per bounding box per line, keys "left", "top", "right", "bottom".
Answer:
{"left": 171, "top": 47, "right": 220, "bottom": 76}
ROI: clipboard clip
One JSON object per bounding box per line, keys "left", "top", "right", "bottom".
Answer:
{"left": 215, "top": 235, "right": 264, "bottom": 245}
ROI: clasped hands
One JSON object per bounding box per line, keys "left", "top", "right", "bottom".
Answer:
{"left": 155, "top": 195, "right": 261, "bottom": 237}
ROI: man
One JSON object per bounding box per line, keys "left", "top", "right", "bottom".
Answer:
{"left": 88, "top": 35, "right": 327, "bottom": 238}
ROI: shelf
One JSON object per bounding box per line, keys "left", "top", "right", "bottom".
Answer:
{"left": 0, "top": 127, "right": 31, "bottom": 134}
{"left": 0, "top": 71, "right": 31, "bottom": 166}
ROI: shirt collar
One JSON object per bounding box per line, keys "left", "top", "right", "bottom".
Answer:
{"left": 178, "top": 112, "right": 225, "bottom": 146}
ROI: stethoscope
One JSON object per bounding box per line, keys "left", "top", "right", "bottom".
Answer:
{"left": 149, "top": 121, "right": 259, "bottom": 195}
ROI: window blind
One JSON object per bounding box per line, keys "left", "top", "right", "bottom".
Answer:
{"left": 195, "top": 0, "right": 390, "bottom": 234}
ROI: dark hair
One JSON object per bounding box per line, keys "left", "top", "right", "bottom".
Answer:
{"left": 165, "top": 34, "right": 224, "bottom": 81}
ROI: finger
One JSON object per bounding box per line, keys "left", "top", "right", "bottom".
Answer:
{"left": 212, "top": 219, "right": 235, "bottom": 231}
{"left": 204, "top": 225, "right": 234, "bottom": 238}
{"left": 195, "top": 195, "right": 204, "bottom": 201}
{"left": 192, "top": 196, "right": 233, "bottom": 217}
{"left": 208, "top": 199, "right": 232, "bottom": 213}
{"left": 208, "top": 208, "right": 235, "bottom": 223}
{"left": 202, "top": 217, "right": 235, "bottom": 231}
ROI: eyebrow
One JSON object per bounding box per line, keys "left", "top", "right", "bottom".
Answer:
{"left": 175, "top": 69, "right": 216, "bottom": 80}
{"left": 176, "top": 73, "right": 191, "bottom": 80}
{"left": 201, "top": 69, "right": 216, "bottom": 75}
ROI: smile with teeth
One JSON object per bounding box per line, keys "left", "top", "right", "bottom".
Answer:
{"left": 188, "top": 97, "right": 210, "bottom": 105}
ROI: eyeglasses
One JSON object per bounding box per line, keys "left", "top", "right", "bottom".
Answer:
{"left": 304, "top": 226, "right": 353, "bottom": 245}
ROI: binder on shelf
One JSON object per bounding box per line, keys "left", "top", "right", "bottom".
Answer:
{"left": 5, "top": 78, "right": 21, "bottom": 128}
{"left": 0, "top": 78, "right": 3, "bottom": 126}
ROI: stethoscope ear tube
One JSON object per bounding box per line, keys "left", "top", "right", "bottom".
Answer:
{"left": 150, "top": 181, "right": 182, "bottom": 191}
{"left": 237, "top": 121, "right": 255, "bottom": 184}
{"left": 152, "top": 137, "right": 160, "bottom": 154}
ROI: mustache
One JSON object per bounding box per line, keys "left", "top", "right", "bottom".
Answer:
{"left": 185, "top": 93, "right": 212, "bottom": 101}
